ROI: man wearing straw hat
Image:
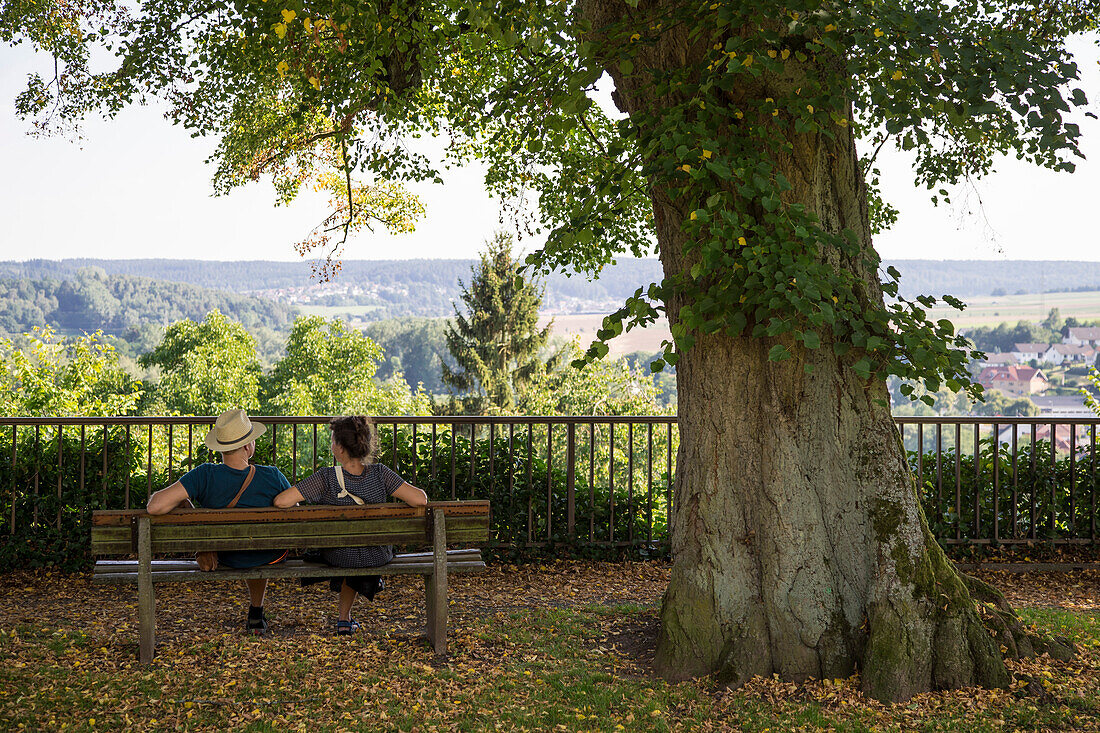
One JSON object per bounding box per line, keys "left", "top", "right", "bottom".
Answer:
{"left": 147, "top": 409, "right": 292, "bottom": 634}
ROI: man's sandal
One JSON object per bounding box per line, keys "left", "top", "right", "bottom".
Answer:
{"left": 336, "top": 619, "right": 361, "bottom": 636}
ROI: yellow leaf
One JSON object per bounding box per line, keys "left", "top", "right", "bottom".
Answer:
{"left": 824, "top": 23, "right": 836, "bottom": 32}
{"left": 630, "top": 33, "right": 641, "bottom": 41}
{"left": 701, "top": 149, "right": 712, "bottom": 159}
{"left": 741, "top": 54, "right": 753, "bottom": 66}
{"left": 303, "top": 17, "right": 311, "bottom": 32}
{"left": 781, "top": 49, "right": 790, "bottom": 59}
{"left": 309, "top": 76, "right": 320, "bottom": 90}
{"left": 690, "top": 211, "right": 697, "bottom": 220}
{"left": 737, "top": 236, "right": 747, "bottom": 246}
{"left": 768, "top": 49, "right": 777, "bottom": 58}
{"left": 874, "top": 28, "right": 884, "bottom": 37}
{"left": 807, "top": 105, "right": 814, "bottom": 113}
{"left": 276, "top": 60, "right": 288, "bottom": 78}
{"left": 679, "top": 164, "right": 691, "bottom": 172}
{"left": 274, "top": 22, "right": 287, "bottom": 39}
{"left": 734, "top": 110, "right": 744, "bottom": 119}
{"left": 281, "top": 8, "right": 296, "bottom": 23}
{"left": 892, "top": 70, "right": 904, "bottom": 80}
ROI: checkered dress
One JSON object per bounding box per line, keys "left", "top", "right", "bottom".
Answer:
{"left": 295, "top": 463, "right": 405, "bottom": 567}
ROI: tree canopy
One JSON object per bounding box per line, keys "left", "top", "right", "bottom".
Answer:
{"left": 5, "top": 0, "right": 1096, "bottom": 401}
{"left": 264, "top": 315, "right": 430, "bottom": 415}
{"left": 138, "top": 310, "right": 264, "bottom": 415}
{"left": 0, "top": 327, "right": 143, "bottom": 417}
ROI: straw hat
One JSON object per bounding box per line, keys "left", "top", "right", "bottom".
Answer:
{"left": 204, "top": 409, "right": 266, "bottom": 452}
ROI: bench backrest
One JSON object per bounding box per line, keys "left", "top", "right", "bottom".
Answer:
{"left": 90, "top": 501, "right": 489, "bottom": 555}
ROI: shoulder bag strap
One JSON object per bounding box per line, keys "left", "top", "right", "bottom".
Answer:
{"left": 334, "top": 465, "right": 365, "bottom": 505}
{"left": 225, "top": 465, "right": 257, "bottom": 509}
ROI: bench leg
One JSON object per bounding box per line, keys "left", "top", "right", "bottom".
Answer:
{"left": 427, "top": 511, "right": 448, "bottom": 655}
{"left": 137, "top": 517, "right": 155, "bottom": 664}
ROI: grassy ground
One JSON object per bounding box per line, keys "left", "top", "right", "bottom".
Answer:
{"left": 0, "top": 563, "right": 1098, "bottom": 731}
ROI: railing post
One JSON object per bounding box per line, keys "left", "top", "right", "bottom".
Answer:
{"left": 566, "top": 422, "right": 575, "bottom": 540}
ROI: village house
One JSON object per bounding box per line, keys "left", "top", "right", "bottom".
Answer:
{"left": 1011, "top": 342, "right": 1050, "bottom": 363}
{"left": 977, "top": 365, "right": 1050, "bottom": 397}
{"left": 1042, "top": 343, "right": 1097, "bottom": 365}
{"left": 1063, "top": 326, "right": 1100, "bottom": 347}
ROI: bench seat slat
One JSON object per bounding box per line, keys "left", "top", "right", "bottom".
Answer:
{"left": 92, "top": 554, "right": 485, "bottom": 584}
{"left": 92, "top": 548, "right": 483, "bottom": 572}
{"left": 90, "top": 526, "right": 490, "bottom": 555}
{"left": 91, "top": 500, "right": 489, "bottom": 526}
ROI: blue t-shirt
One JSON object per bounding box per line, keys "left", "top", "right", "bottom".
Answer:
{"left": 179, "top": 463, "right": 290, "bottom": 568}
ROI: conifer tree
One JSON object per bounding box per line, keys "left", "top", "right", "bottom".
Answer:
{"left": 441, "top": 232, "right": 553, "bottom": 414}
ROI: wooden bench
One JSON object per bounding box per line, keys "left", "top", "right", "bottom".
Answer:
{"left": 90, "top": 500, "right": 489, "bottom": 663}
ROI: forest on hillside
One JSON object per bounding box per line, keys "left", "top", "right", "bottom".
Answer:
{"left": 0, "top": 268, "right": 296, "bottom": 353}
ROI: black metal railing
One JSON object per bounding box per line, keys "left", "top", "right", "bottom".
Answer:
{"left": 2, "top": 415, "right": 1098, "bottom": 570}
{"left": 0, "top": 416, "right": 679, "bottom": 569}
{"left": 895, "top": 417, "right": 1099, "bottom": 546}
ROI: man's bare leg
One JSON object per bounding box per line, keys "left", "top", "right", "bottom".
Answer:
{"left": 246, "top": 578, "right": 268, "bottom": 607}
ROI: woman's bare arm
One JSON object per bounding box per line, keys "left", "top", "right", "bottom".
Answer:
{"left": 274, "top": 486, "right": 305, "bottom": 508}
{"left": 392, "top": 482, "right": 428, "bottom": 507}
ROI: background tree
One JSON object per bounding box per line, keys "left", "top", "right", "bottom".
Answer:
{"left": 139, "top": 310, "right": 261, "bottom": 415}
{"left": 519, "top": 340, "right": 666, "bottom": 416}
{"left": 363, "top": 317, "right": 454, "bottom": 395}
{"left": 0, "top": 327, "right": 142, "bottom": 417}
{"left": 970, "top": 390, "right": 1040, "bottom": 418}
{"left": 6, "top": 0, "right": 1096, "bottom": 701}
{"left": 264, "top": 316, "right": 429, "bottom": 416}
{"left": 441, "top": 232, "right": 554, "bottom": 414}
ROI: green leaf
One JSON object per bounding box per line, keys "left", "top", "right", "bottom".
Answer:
{"left": 768, "top": 344, "right": 792, "bottom": 362}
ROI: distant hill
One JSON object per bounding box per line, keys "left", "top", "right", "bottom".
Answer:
{"left": 4, "top": 258, "right": 1100, "bottom": 321}
{"left": 0, "top": 258, "right": 667, "bottom": 317}
{"left": 886, "top": 260, "right": 1100, "bottom": 299}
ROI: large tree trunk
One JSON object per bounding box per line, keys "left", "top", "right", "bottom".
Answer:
{"left": 578, "top": 1, "right": 1066, "bottom": 702}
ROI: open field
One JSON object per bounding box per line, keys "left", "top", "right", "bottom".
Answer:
{"left": 302, "top": 305, "right": 673, "bottom": 358}
{"left": 1, "top": 563, "right": 1098, "bottom": 731}
{"left": 928, "top": 290, "right": 1100, "bottom": 329}
{"left": 540, "top": 314, "right": 671, "bottom": 356}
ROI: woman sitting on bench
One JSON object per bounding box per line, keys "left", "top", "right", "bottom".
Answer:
{"left": 274, "top": 415, "right": 428, "bottom": 635}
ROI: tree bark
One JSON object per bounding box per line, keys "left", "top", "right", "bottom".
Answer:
{"left": 578, "top": 0, "right": 1065, "bottom": 702}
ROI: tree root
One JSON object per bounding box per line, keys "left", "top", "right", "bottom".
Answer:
{"left": 961, "top": 573, "right": 1075, "bottom": 662}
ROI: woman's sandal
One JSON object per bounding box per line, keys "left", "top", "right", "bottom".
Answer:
{"left": 336, "top": 619, "right": 360, "bottom": 636}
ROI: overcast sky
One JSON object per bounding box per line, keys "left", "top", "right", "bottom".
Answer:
{"left": 1, "top": 36, "right": 1098, "bottom": 264}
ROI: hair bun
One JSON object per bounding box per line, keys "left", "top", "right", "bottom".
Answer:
{"left": 330, "top": 415, "right": 377, "bottom": 462}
